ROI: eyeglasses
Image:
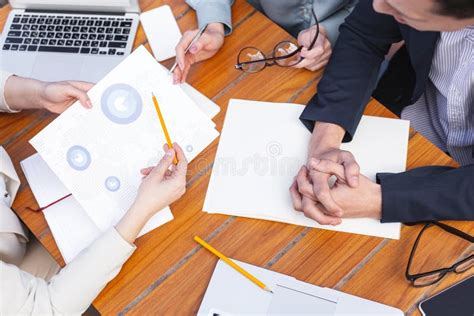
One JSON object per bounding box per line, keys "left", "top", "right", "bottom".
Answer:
{"left": 235, "top": 10, "right": 319, "bottom": 73}
{"left": 405, "top": 221, "right": 473, "bottom": 287}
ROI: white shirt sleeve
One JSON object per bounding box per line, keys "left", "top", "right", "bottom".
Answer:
{"left": 1, "top": 228, "right": 136, "bottom": 315}
{"left": 0, "top": 70, "right": 19, "bottom": 113}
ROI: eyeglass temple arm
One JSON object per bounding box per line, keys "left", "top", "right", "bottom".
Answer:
{"left": 434, "top": 221, "right": 474, "bottom": 242}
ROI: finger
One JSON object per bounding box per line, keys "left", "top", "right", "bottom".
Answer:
{"left": 295, "top": 166, "right": 316, "bottom": 200}
{"left": 309, "top": 169, "right": 344, "bottom": 217}
{"left": 140, "top": 166, "right": 154, "bottom": 176}
{"left": 172, "top": 66, "right": 183, "bottom": 84}
{"left": 297, "top": 30, "right": 312, "bottom": 48}
{"left": 180, "top": 59, "right": 192, "bottom": 83}
{"left": 189, "top": 39, "right": 204, "bottom": 54}
{"left": 339, "top": 151, "right": 360, "bottom": 187}
{"left": 152, "top": 148, "right": 176, "bottom": 178}
{"left": 302, "top": 197, "right": 341, "bottom": 226}
{"left": 308, "top": 159, "right": 346, "bottom": 183}
{"left": 299, "top": 46, "right": 324, "bottom": 59}
{"left": 173, "top": 142, "right": 188, "bottom": 176}
{"left": 67, "top": 81, "right": 94, "bottom": 92}
{"left": 66, "top": 86, "right": 92, "bottom": 109}
{"left": 289, "top": 180, "right": 303, "bottom": 211}
{"left": 292, "top": 56, "right": 315, "bottom": 69}
{"left": 176, "top": 30, "right": 198, "bottom": 70}
{"left": 307, "top": 58, "right": 329, "bottom": 72}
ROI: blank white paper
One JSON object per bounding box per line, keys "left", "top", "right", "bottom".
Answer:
{"left": 140, "top": 5, "right": 182, "bottom": 61}
{"left": 203, "top": 99, "right": 409, "bottom": 239}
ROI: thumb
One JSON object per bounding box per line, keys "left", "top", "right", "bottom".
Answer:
{"left": 67, "top": 86, "right": 92, "bottom": 109}
{"left": 189, "top": 40, "right": 203, "bottom": 54}
{"left": 152, "top": 149, "right": 176, "bottom": 179}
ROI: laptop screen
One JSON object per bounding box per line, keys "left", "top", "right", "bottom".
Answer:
{"left": 9, "top": 0, "right": 139, "bottom": 13}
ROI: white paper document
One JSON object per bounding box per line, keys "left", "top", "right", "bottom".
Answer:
{"left": 267, "top": 280, "right": 338, "bottom": 315}
{"left": 21, "top": 153, "right": 174, "bottom": 263}
{"left": 203, "top": 99, "right": 410, "bottom": 239}
{"left": 140, "top": 5, "right": 182, "bottom": 61}
{"left": 30, "top": 46, "right": 219, "bottom": 232}
{"left": 198, "top": 259, "right": 403, "bottom": 315}
{"left": 180, "top": 83, "right": 220, "bottom": 120}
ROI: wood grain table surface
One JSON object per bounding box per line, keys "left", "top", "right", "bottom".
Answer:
{"left": 1, "top": 1, "right": 472, "bottom": 315}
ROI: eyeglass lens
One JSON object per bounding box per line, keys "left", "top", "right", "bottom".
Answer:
{"left": 407, "top": 223, "right": 473, "bottom": 286}
{"left": 237, "top": 47, "right": 267, "bottom": 73}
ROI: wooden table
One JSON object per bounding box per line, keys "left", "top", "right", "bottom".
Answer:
{"left": 1, "top": 1, "right": 472, "bottom": 315}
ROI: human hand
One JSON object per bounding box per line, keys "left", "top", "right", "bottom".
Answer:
{"left": 173, "top": 23, "right": 225, "bottom": 83}
{"left": 310, "top": 159, "right": 382, "bottom": 219}
{"left": 294, "top": 25, "right": 332, "bottom": 71}
{"left": 289, "top": 122, "right": 360, "bottom": 224}
{"left": 5, "top": 76, "right": 93, "bottom": 113}
{"left": 132, "top": 143, "right": 188, "bottom": 217}
{"left": 290, "top": 166, "right": 342, "bottom": 225}
{"left": 37, "top": 81, "right": 93, "bottom": 113}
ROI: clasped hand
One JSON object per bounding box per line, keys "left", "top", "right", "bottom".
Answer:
{"left": 290, "top": 149, "right": 382, "bottom": 225}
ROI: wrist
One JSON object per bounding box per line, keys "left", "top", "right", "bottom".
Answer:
{"left": 206, "top": 22, "right": 225, "bottom": 36}
{"left": 369, "top": 183, "right": 382, "bottom": 219}
{"left": 309, "top": 122, "right": 345, "bottom": 157}
{"left": 127, "top": 201, "right": 155, "bottom": 222}
{"left": 5, "top": 76, "right": 45, "bottom": 111}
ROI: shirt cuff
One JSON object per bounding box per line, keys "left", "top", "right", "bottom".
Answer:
{"left": 0, "top": 71, "right": 19, "bottom": 113}
{"left": 193, "top": 0, "right": 233, "bottom": 36}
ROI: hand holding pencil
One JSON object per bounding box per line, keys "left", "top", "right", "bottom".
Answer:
{"left": 172, "top": 23, "right": 225, "bottom": 84}
{"left": 135, "top": 142, "right": 188, "bottom": 218}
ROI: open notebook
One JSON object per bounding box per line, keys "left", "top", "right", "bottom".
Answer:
{"left": 203, "top": 99, "right": 410, "bottom": 239}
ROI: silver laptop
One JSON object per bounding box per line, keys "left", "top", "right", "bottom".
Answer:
{"left": 0, "top": 0, "right": 140, "bottom": 83}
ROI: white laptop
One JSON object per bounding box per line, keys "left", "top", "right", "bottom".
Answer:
{"left": 0, "top": 0, "right": 140, "bottom": 83}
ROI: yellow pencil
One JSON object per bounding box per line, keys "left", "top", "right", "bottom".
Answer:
{"left": 194, "top": 236, "right": 273, "bottom": 293}
{"left": 151, "top": 93, "right": 178, "bottom": 164}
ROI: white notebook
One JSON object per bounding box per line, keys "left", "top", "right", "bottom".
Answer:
{"left": 203, "top": 99, "right": 410, "bottom": 239}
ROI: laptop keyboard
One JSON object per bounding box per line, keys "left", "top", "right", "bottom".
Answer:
{"left": 2, "top": 13, "right": 133, "bottom": 56}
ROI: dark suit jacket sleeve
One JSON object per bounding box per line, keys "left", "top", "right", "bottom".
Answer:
{"left": 376, "top": 166, "right": 474, "bottom": 223}
{"left": 300, "top": 0, "right": 403, "bottom": 141}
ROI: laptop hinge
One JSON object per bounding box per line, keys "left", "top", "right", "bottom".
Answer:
{"left": 25, "top": 9, "right": 126, "bottom": 16}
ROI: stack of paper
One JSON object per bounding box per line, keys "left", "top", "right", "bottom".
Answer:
{"left": 198, "top": 259, "right": 403, "bottom": 315}
{"left": 203, "top": 99, "right": 410, "bottom": 239}
{"left": 24, "top": 46, "right": 220, "bottom": 262}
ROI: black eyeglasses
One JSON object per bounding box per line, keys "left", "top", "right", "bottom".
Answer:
{"left": 405, "top": 221, "right": 473, "bottom": 287}
{"left": 235, "top": 10, "right": 319, "bottom": 73}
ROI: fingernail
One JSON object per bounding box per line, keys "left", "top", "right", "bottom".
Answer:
{"left": 189, "top": 45, "right": 198, "bottom": 53}
{"left": 166, "top": 149, "right": 174, "bottom": 157}
{"left": 86, "top": 100, "right": 92, "bottom": 108}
